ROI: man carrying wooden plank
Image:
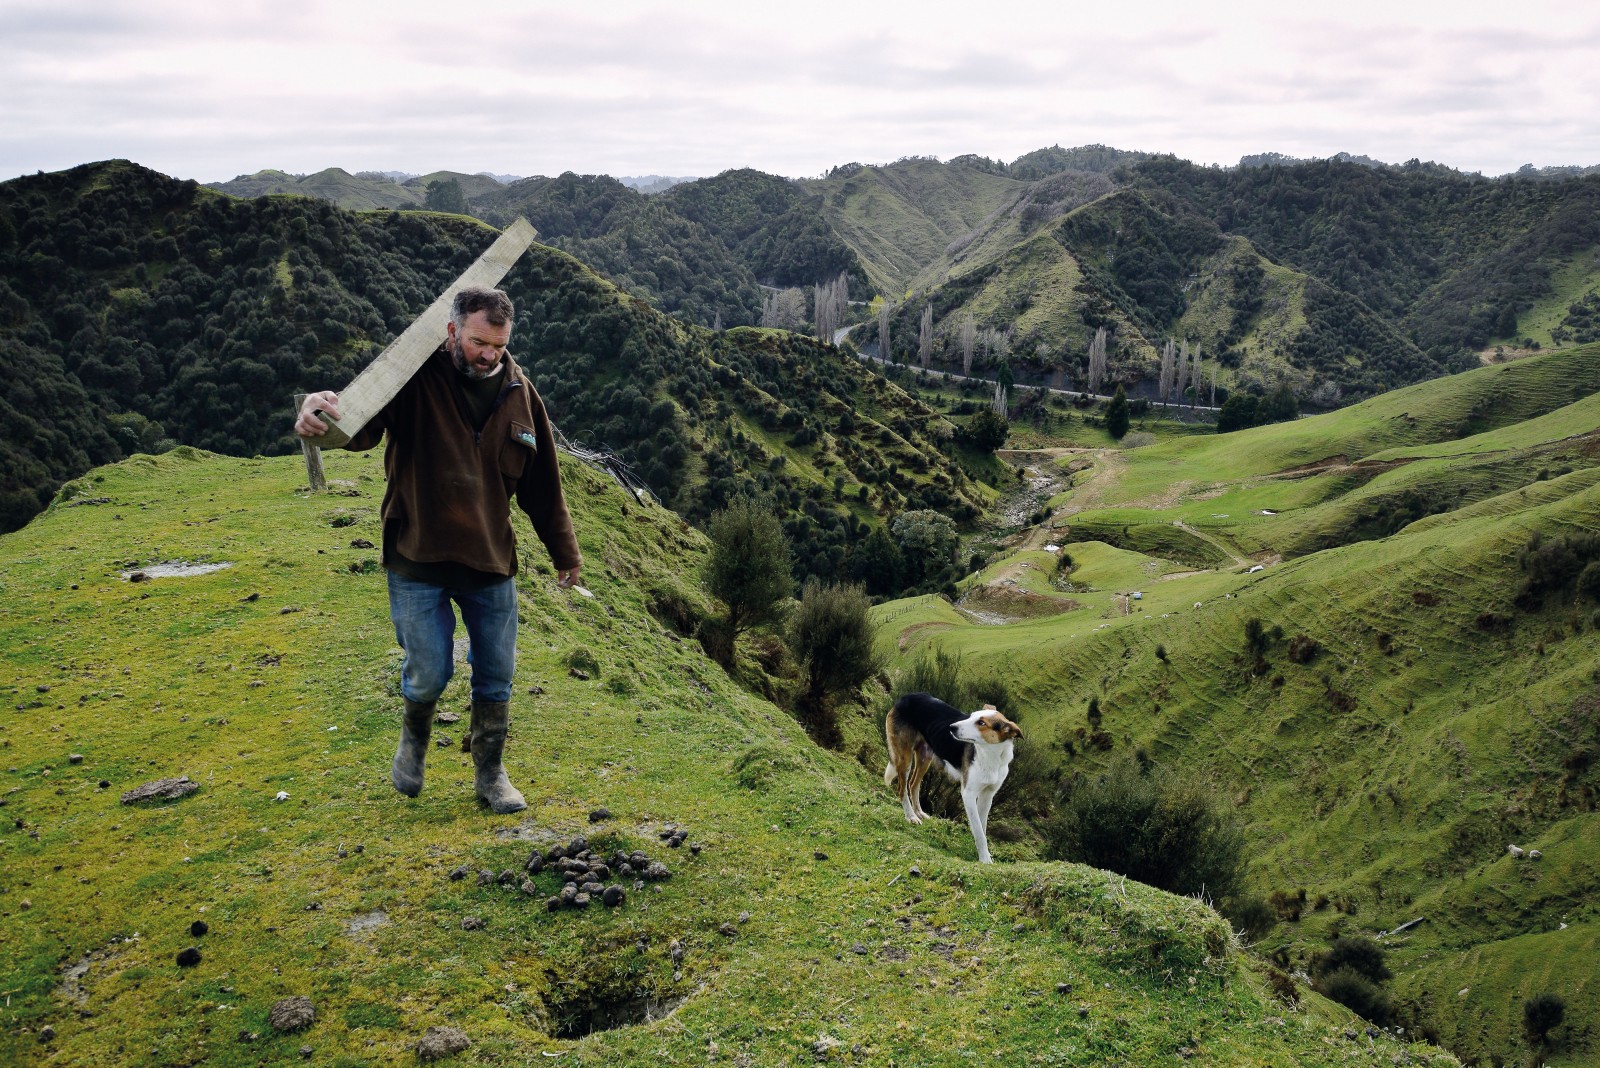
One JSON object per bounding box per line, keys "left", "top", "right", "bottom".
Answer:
{"left": 295, "top": 285, "right": 581, "bottom": 813}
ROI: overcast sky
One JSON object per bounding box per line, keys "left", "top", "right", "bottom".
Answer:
{"left": 3, "top": 0, "right": 1597, "bottom": 183}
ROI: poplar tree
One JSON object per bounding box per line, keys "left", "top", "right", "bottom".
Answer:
{"left": 878, "top": 301, "right": 893, "bottom": 362}
{"left": 1158, "top": 339, "right": 1177, "bottom": 407}
{"left": 1176, "top": 339, "right": 1190, "bottom": 404}
{"left": 961, "top": 313, "right": 977, "bottom": 376}
{"left": 1087, "top": 327, "right": 1108, "bottom": 396}
{"left": 813, "top": 272, "right": 848, "bottom": 343}
{"left": 918, "top": 305, "right": 933, "bottom": 368}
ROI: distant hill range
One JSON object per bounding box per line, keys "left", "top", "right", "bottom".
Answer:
{"left": 617, "top": 174, "right": 699, "bottom": 193}
{"left": 201, "top": 146, "right": 1600, "bottom": 416}
{"left": 207, "top": 167, "right": 514, "bottom": 209}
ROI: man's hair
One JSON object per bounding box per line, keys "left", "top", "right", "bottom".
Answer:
{"left": 451, "top": 286, "right": 514, "bottom": 329}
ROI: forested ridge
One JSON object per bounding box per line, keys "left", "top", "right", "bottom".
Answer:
{"left": 1129, "top": 158, "right": 1600, "bottom": 356}
{"left": 0, "top": 160, "right": 987, "bottom": 598}
{"left": 470, "top": 172, "right": 770, "bottom": 328}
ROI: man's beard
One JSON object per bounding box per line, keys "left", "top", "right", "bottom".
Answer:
{"left": 449, "top": 338, "right": 502, "bottom": 381}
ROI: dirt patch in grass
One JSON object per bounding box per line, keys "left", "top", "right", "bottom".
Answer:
{"left": 1270, "top": 455, "right": 1350, "bottom": 478}
{"left": 960, "top": 582, "right": 1080, "bottom": 622}
{"left": 896, "top": 621, "right": 953, "bottom": 650}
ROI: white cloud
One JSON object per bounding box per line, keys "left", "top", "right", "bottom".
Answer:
{"left": 1, "top": 0, "right": 1596, "bottom": 180}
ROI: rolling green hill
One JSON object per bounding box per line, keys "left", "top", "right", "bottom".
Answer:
{"left": 873, "top": 347, "right": 1600, "bottom": 1066}
{"left": 883, "top": 187, "right": 1441, "bottom": 404}
{"left": 660, "top": 168, "right": 869, "bottom": 295}
{"left": 201, "top": 151, "right": 1600, "bottom": 418}
{"left": 0, "top": 445, "right": 1458, "bottom": 1067}
{"left": 1131, "top": 159, "right": 1600, "bottom": 358}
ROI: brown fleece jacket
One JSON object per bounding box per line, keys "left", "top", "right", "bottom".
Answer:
{"left": 344, "top": 346, "right": 581, "bottom": 576}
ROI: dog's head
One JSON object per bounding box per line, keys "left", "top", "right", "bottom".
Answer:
{"left": 952, "top": 705, "right": 1024, "bottom": 745}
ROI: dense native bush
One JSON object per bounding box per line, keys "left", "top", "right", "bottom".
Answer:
{"left": 473, "top": 172, "right": 763, "bottom": 327}
{"left": 1132, "top": 156, "right": 1600, "bottom": 361}
{"left": 1517, "top": 530, "right": 1600, "bottom": 607}
{"left": 959, "top": 407, "right": 1009, "bottom": 452}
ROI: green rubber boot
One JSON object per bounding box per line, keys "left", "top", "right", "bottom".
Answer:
{"left": 391, "top": 697, "right": 435, "bottom": 797}
{"left": 469, "top": 699, "right": 527, "bottom": 814}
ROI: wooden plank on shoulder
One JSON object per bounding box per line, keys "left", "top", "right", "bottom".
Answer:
{"left": 305, "top": 217, "right": 538, "bottom": 448}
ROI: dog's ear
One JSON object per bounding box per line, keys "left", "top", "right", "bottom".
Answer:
{"left": 1008, "top": 722, "right": 1025, "bottom": 741}
{"left": 980, "top": 703, "right": 998, "bottom": 712}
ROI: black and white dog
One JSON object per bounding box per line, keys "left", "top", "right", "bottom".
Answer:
{"left": 884, "top": 692, "right": 1023, "bottom": 864}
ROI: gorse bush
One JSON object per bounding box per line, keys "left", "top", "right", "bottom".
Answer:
{"left": 1522, "top": 992, "right": 1565, "bottom": 1048}
{"left": 1043, "top": 752, "right": 1247, "bottom": 900}
{"left": 1310, "top": 935, "right": 1392, "bottom": 1026}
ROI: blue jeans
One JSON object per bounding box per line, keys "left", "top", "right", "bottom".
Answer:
{"left": 387, "top": 571, "right": 518, "bottom": 704}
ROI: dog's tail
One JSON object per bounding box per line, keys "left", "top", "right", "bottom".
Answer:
{"left": 883, "top": 761, "right": 896, "bottom": 788}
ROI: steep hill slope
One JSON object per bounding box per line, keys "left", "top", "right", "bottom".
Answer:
{"left": 801, "top": 158, "right": 1027, "bottom": 295}
{"left": 0, "top": 446, "right": 1457, "bottom": 1067}
{"left": 884, "top": 188, "right": 1440, "bottom": 404}
{"left": 1132, "top": 159, "right": 1600, "bottom": 358}
{"left": 874, "top": 349, "right": 1600, "bottom": 1066}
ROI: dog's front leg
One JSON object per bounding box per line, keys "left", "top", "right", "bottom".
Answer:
{"left": 962, "top": 784, "right": 991, "bottom": 863}
{"left": 975, "top": 784, "right": 999, "bottom": 855}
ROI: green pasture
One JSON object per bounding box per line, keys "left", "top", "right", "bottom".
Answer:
{"left": 0, "top": 448, "right": 1452, "bottom": 1067}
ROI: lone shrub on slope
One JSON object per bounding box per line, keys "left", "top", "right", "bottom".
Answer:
{"left": 787, "top": 579, "right": 883, "bottom": 748}
{"left": 1044, "top": 753, "right": 1246, "bottom": 900}
{"left": 1310, "top": 935, "right": 1393, "bottom": 1026}
{"left": 703, "top": 498, "right": 793, "bottom": 664}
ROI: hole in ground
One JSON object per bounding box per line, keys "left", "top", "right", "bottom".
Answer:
{"left": 545, "top": 984, "right": 692, "bottom": 1039}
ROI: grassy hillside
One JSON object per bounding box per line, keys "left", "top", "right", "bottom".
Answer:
{"left": 802, "top": 159, "right": 1026, "bottom": 295}
{"left": 0, "top": 448, "right": 1456, "bottom": 1067}
{"left": 873, "top": 348, "right": 1600, "bottom": 1066}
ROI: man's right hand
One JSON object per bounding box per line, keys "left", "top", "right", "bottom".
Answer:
{"left": 295, "top": 391, "right": 341, "bottom": 438}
